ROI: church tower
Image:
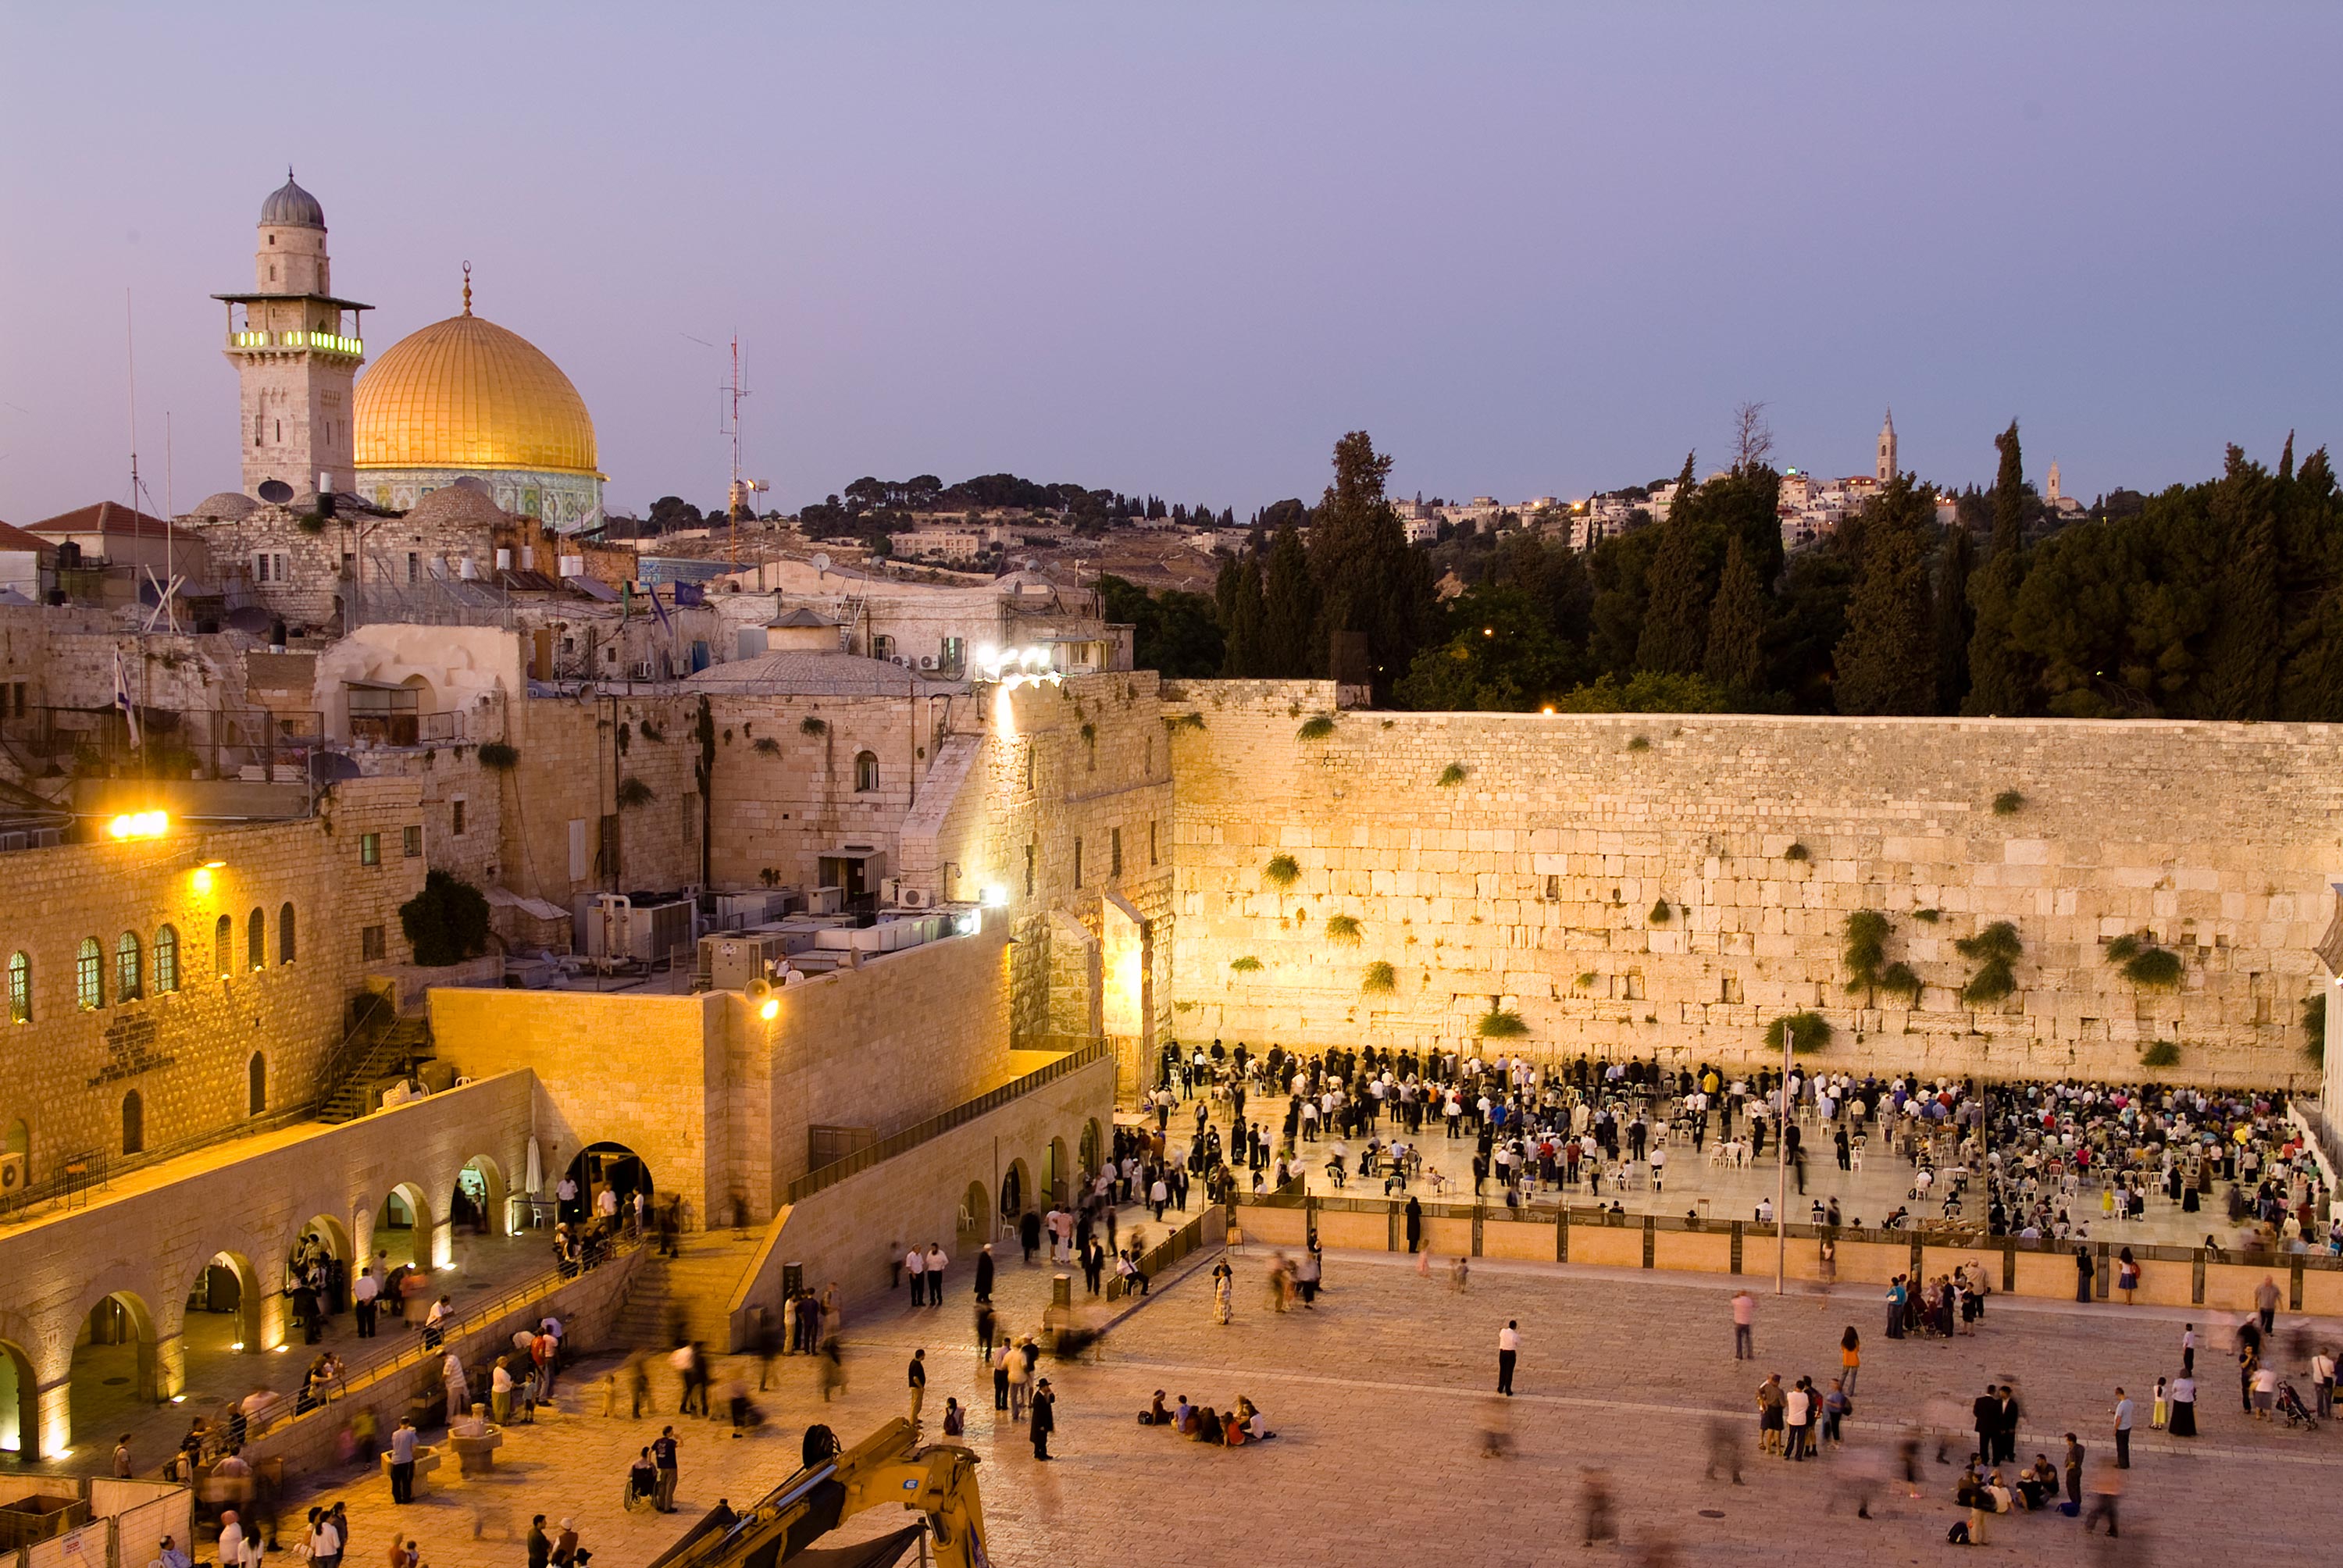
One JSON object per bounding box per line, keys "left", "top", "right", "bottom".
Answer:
{"left": 214, "top": 170, "right": 369, "bottom": 499}
{"left": 2046, "top": 460, "right": 2063, "bottom": 505}
{"left": 1876, "top": 409, "right": 1898, "bottom": 484}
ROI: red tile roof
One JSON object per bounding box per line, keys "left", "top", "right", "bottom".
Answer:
{"left": 0, "top": 520, "right": 55, "bottom": 554}
{"left": 27, "top": 501, "right": 205, "bottom": 545}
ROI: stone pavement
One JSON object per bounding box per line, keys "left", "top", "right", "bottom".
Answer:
{"left": 261, "top": 1237, "right": 2340, "bottom": 1567}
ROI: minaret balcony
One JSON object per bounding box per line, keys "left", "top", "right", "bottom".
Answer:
{"left": 227, "top": 328, "right": 362, "bottom": 357}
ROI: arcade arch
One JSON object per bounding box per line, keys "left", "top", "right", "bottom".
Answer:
{"left": 998, "top": 1158, "right": 1032, "bottom": 1222}
{"left": 561, "top": 1142, "right": 652, "bottom": 1228}
{"left": 373, "top": 1181, "right": 434, "bottom": 1270}
{"left": 956, "top": 1180, "right": 989, "bottom": 1253}
{"left": 457, "top": 1154, "right": 509, "bottom": 1238}
{"left": 68, "top": 1289, "right": 158, "bottom": 1444}
{"left": 0, "top": 1338, "right": 35, "bottom": 1459}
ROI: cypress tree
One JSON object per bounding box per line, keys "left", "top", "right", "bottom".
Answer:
{"left": 2198, "top": 445, "right": 2280, "bottom": 719}
{"left": 1636, "top": 509, "right": 1708, "bottom": 673}
{"left": 1703, "top": 536, "right": 1767, "bottom": 697}
{"left": 1933, "top": 521, "right": 1975, "bottom": 715}
{"left": 1259, "top": 519, "right": 1319, "bottom": 676}
{"left": 1835, "top": 475, "right": 1937, "bottom": 714}
{"left": 1219, "top": 551, "right": 1266, "bottom": 676}
{"left": 1307, "top": 431, "right": 1437, "bottom": 700}
{"left": 1963, "top": 420, "right": 2036, "bottom": 715}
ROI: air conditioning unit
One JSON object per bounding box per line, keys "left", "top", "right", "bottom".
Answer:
{"left": 631, "top": 660, "right": 654, "bottom": 680}
{"left": 0, "top": 1153, "right": 26, "bottom": 1195}
{"left": 877, "top": 878, "right": 900, "bottom": 905}
{"left": 700, "top": 930, "right": 793, "bottom": 992}
{"left": 918, "top": 655, "right": 936, "bottom": 670}
{"left": 30, "top": 829, "right": 60, "bottom": 848}
{"left": 0, "top": 833, "right": 24, "bottom": 853}
{"left": 890, "top": 655, "right": 911, "bottom": 668}
{"left": 894, "top": 886, "right": 933, "bottom": 910}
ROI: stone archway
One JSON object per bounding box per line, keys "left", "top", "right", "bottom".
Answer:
{"left": 1079, "top": 1117, "right": 1104, "bottom": 1181}
{"left": 374, "top": 1182, "right": 436, "bottom": 1270}
{"left": 184, "top": 1249, "right": 264, "bottom": 1356}
{"left": 956, "top": 1180, "right": 990, "bottom": 1254}
{"left": 70, "top": 1289, "right": 159, "bottom": 1445}
{"left": 999, "top": 1158, "right": 1032, "bottom": 1224}
{"left": 1046, "top": 1136, "right": 1070, "bottom": 1206}
{"left": 0, "top": 1337, "right": 37, "bottom": 1459}
{"left": 458, "top": 1154, "right": 510, "bottom": 1238}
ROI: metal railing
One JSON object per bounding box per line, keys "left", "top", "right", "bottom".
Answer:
{"left": 1104, "top": 1204, "right": 1226, "bottom": 1301}
{"left": 785, "top": 1041, "right": 1110, "bottom": 1204}
{"left": 201, "top": 1234, "right": 647, "bottom": 1460}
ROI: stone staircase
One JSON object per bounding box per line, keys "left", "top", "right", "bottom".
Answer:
{"left": 319, "top": 1014, "right": 434, "bottom": 1124}
{"left": 610, "top": 1232, "right": 763, "bottom": 1350}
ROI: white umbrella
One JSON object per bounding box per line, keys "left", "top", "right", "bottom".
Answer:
{"left": 526, "top": 1136, "right": 544, "bottom": 1196}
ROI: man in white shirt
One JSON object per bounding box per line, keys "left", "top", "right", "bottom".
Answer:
{"left": 1784, "top": 1380, "right": 1813, "bottom": 1459}
{"left": 352, "top": 1267, "right": 380, "bottom": 1339}
{"left": 904, "top": 1245, "right": 927, "bottom": 1306}
{"left": 1496, "top": 1320, "right": 1520, "bottom": 1395}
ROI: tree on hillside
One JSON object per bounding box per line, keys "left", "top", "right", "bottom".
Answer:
{"left": 1260, "top": 519, "right": 1320, "bottom": 677}
{"left": 1307, "top": 432, "right": 1437, "bottom": 697}
{"left": 1703, "top": 536, "right": 1767, "bottom": 697}
{"left": 1933, "top": 521, "right": 1975, "bottom": 713}
{"left": 1731, "top": 401, "right": 1775, "bottom": 472}
{"left": 1215, "top": 551, "right": 1266, "bottom": 677}
{"left": 1835, "top": 475, "right": 1938, "bottom": 714}
{"left": 1963, "top": 420, "right": 2038, "bottom": 715}
{"left": 2197, "top": 445, "right": 2281, "bottom": 719}
{"left": 1098, "top": 574, "right": 1223, "bottom": 679}
{"left": 1636, "top": 507, "right": 1709, "bottom": 673}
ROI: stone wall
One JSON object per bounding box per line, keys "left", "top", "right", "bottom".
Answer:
{"left": 427, "top": 918, "right": 1019, "bottom": 1225}
{"left": 0, "top": 778, "right": 426, "bottom": 1190}
{"left": 722, "top": 1053, "right": 1114, "bottom": 1349}
{"left": 1164, "top": 682, "right": 2341, "bottom": 1086}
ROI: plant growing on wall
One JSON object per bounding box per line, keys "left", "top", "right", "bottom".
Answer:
{"left": 1163, "top": 711, "right": 1205, "bottom": 732}
{"left": 1992, "top": 790, "right": 2025, "bottom": 816}
{"left": 1764, "top": 1010, "right": 1832, "bottom": 1055}
{"left": 1436, "top": 763, "right": 1467, "bottom": 788}
{"left": 2305, "top": 993, "right": 2326, "bottom": 1067}
{"left": 1229, "top": 955, "right": 1264, "bottom": 974}
{"left": 1878, "top": 963, "right": 1923, "bottom": 1005}
{"left": 1325, "top": 914, "right": 1362, "bottom": 944}
{"left": 800, "top": 716, "right": 827, "bottom": 736}
{"left": 1576, "top": 971, "right": 1597, "bottom": 990}
{"left": 752, "top": 736, "right": 782, "bottom": 757}
{"left": 1476, "top": 1008, "right": 1528, "bottom": 1039}
{"left": 2106, "top": 931, "right": 2184, "bottom": 990}
{"left": 1627, "top": 735, "right": 1650, "bottom": 752}
{"left": 1956, "top": 920, "right": 2024, "bottom": 1006}
{"left": 1649, "top": 899, "right": 1671, "bottom": 925}
{"left": 1296, "top": 714, "right": 1336, "bottom": 740}
{"left": 1263, "top": 854, "right": 1300, "bottom": 889}
{"left": 1361, "top": 960, "right": 1396, "bottom": 993}
{"left": 1842, "top": 909, "right": 1890, "bottom": 996}
{"left": 616, "top": 776, "right": 654, "bottom": 808}
{"left": 478, "top": 741, "right": 519, "bottom": 771}
{"left": 400, "top": 869, "right": 490, "bottom": 967}
{"left": 2139, "top": 1039, "right": 2182, "bottom": 1069}
{"left": 1912, "top": 908, "right": 1940, "bottom": 923}
{"left": 638, "top": 719, "right": 665, "bottom": 743}
{"left": 615, "top": 722, "right": 631, "bottom": 755}
{"left": 1784, "top": 842, "right": 1810, "bottom": 862}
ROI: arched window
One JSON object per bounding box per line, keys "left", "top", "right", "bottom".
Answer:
{"left": 121, "top": 1089, "right": 143, "bottom": 1155}
{"left": 247, "top": 909, "right": 266, "bottom": 972}
{"left": 278, "top": 902, "right": 297, "bottom": 964}
{"left": 247, "top": 1053, "right": 266, "bottom": 1117}
{"left": 6, "top": 952, "right": 27, "bottom": 1024}
{"left": 854, "top": 750, "right": 879, "bottom": 793}
{"left": 75, "top": 937, "right": 103, "bottom": 1010}
{"left": 153, "top": 925, "right": 178, "bottom": 995}
{"left": 215, "top": 914, "right": 234, "bottom": 978}
{"left": 114, "top": 932, "right": 141, "bottom": 1002}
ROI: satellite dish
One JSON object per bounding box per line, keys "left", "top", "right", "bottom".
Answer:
{"left": 257, "top": 479, "right": 294, "bottom": 504}
{"left": 452, "top": 476, "right": 492, "bottom": 494}
{"left": 810, "top": 553, "right": 831, "bottom": 575}
{"left": 1022, "top": 558, "right": 1040, "bottom": 572}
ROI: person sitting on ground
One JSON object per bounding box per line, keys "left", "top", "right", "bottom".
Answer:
{"left": 1190, "top": 1405, "right": 1225, "bottom": 1444}
{"left": 1139, "top": 1390, "right": 1170, "bottom": 1426}
{"left": 1236, "top": 1395, "right": 1276, "bottom": 1440}
{"left": 1172, "top": 1395, "right": 1195, "bottom": 1434}
{"left": 1222, "top": 1407, "right": 1249, "bottom": 1446}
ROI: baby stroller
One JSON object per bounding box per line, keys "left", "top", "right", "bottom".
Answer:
{"left": 2277, "top": 1382, "right": 2319, "bottom": 1431}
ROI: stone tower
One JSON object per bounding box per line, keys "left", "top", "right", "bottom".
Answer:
{"left": 2046, "top": 460, "right": 2063, "bottom": 505}
{"left": 1876, "top": 409, "right": 1898, "bottom": 484}
{"left": 214, "top": 170, "right": 370, "bottom": 499}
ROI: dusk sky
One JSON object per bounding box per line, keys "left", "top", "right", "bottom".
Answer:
{"left": 3, "top": 4, "right": 2338, "bottom": 524}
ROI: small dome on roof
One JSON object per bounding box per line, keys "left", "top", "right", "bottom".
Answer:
{"left": 404, "top": 486, "right": 513, "bottom": 531}
{"left": 260, "top": 169, "right": 325, "bottom": 229}
{"left": 683, "top": 650, "right": 929, "bottom": 697}
{"left": 189, "top": 491, "right": 259, "bottom": 522}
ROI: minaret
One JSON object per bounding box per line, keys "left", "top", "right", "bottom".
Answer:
{"left": 1876, "top": 408, "right": 1898, "bottom": 484}
{"left": 214, "top": 169, "right": 369, "bottom": 498}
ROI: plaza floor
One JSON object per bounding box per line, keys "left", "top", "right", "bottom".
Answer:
{"left": 262, "top": 1234, "right": 2340, "bottom": 1568}
{"left": 1172, "top": 1096, "right": 2255, "bottom": 1249}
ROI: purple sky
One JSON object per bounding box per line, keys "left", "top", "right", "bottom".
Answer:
{"left": 3, "top": 5, "right": 2338, "bottom": 525}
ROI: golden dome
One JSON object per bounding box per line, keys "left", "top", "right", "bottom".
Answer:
{"left": 353, "top": 307, "right": 598, "bottom": 476}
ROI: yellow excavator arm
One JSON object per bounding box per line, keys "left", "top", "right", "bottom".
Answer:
{"left": 651, "top": 1419, "right": 990, "bottom": 1568}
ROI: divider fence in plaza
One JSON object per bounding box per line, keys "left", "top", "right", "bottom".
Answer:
{"left": 1230, "top": 1188, "right": 2343, "bottom": 1313}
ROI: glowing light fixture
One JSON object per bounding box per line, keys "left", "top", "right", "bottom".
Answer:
{"left": 979, "top": 884, "right": 1008, "bottom": 908}
{"left": 107, "top": 810, "right": 169, "bottom": 840}
{"left": 758, "top": 996, "right": 779, "bottom": 1021}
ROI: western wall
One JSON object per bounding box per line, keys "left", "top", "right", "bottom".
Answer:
{"left": 1161, "top": 679, "right": 2343, "bottom": 1087}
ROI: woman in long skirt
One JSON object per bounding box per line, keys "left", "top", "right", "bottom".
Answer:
{"left": 2167, "top": 1374, "right": 2198, "bottom": 1436}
